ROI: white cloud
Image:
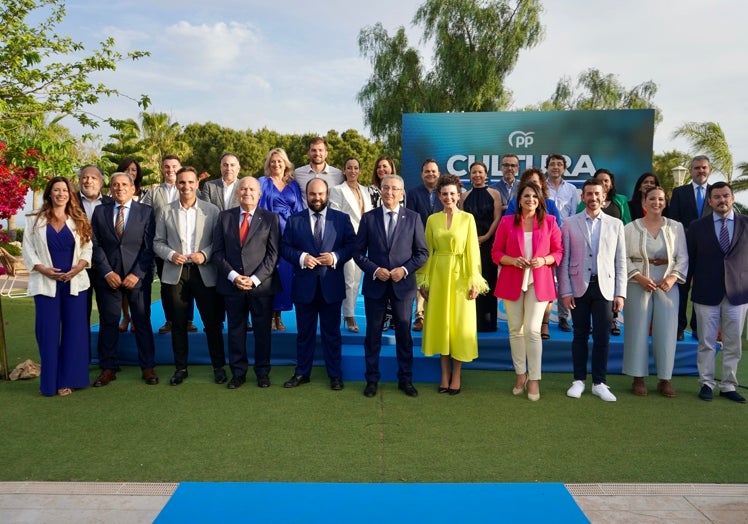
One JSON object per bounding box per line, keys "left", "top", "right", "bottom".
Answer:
{"left": 163, "top": 20, "right": 260, "bottom": 73}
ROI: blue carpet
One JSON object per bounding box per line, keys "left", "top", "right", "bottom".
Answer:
{"left": 155, "top": 482, "right": 589, "bottom": 523}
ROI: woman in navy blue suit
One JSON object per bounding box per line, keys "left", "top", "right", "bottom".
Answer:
{"left": 22, "top": 177, "right": 92, "bottom": 396}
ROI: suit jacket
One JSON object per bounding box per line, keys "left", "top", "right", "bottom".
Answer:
{"left": 624, "top": 218, "right": 688, "bottom": 283}
{"left": 491, "top": 214, "right": 562, "bottom": 302}
{"left": 687, "top": 212, "right": 748, "bottom": 306}
{"left": 212, "top": 206, "right": 281, "bottom": 297}
{"left": 74, "top": 192, "right": 113, "bottom": 221}
{"left": 328, "top": 182, "right": 373, "bottom": 232}
{"left": 280, "top": 208, "right": 356, "bottom": 304}
{"left": 355, "top": 206, "right": 429, "bottom": 300}
{"left": 141, "top": 183, "right": 177, "bottom": 214}
{"left": 667, "top": 183, "right": 712, "bottom": 230}
{"left": 200, "top": 178, "right": 240, "bottom": 211}
{"left": 491, "top": 179, "right": 517, "bottom": 206}
{"left": 22, "top": 214, "right": 92, "bottom": 297}
{"left": 406, "top": 184, "right": 443, "bottom": 226}
{"left": 153, "top": 199, "right": 221, "bottom": 286}
{"left": 558, "top": 211, "right": 627, "bottom": 301}
{"left": 91, "top": 200, "right": 155, "bottom": 286}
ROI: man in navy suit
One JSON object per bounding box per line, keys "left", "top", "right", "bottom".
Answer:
{"left": 667, "top": 155, "right": 713, "bottom": 340}
{"left": 281, "top": 178, "right": 356, "bottom": 390}
{"left": 406, "top": 158, "right": 443, "bottom": 331}
{"left": 355, "top": 175, "right": 429, "bottom": 397}
{"left": 91, "top": 172, "right": 158, "bottom": 386}
{"left": 213, "top": 177, "right": 281, "bottom": 389}
{"left": 687, "top": 182, "right": 748, "bottom": 403}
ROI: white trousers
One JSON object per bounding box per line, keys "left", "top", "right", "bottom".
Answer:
{"left": 504, "top": 284, "right": 548, "bottom": 380}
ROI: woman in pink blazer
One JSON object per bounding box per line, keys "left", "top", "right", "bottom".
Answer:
{"left": 492, "top": 180, "right": 563, "bottom": 401}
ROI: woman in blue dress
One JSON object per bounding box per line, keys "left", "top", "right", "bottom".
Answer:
{"left": 22, "top": 177, "right": 93, "bottom": 396}
{"left": 258, "top": 148, "right": 304, "bottom": 330}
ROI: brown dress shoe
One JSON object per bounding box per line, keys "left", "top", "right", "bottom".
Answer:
{"left": 158, "top": 321, "right": 172, "bottom": 334}
{"left": 412, "top": 314, "right": 424, "bottom": 332}
{"left": 632, "top": 377, "right": 648, "bottom": 397}
{"left": 142, "top": 368, "right": 159, "bottom": 385}
{"left": 94, "top": 369, "right": 117, "bottom": 387}
{"left": 186, "top": 321, "right": 198, "bottom": 333}
{"left": 657, "top": 379, "right": 676, "bottom": 398}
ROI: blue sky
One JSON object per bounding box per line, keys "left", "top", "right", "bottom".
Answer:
{"left": 53, "top": 0, "right": 748, "bottom": 178}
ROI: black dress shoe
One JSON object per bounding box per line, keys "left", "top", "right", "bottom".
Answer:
{"left": 283, "top": 374, "right": 310, "bottom": 388}
{"left": 698, "top": 384, "right": 713, "bottom": 401}
{"left": 363, "top": 382, "right": 378, "bottom": 397}
{"left": 170, "top": 369, "right": 188, "bottom": 386}
{"left": 558, "top": 318, "right": 572, "bottom": 332}
{"left": 438, "top": 386, "right": 450, "bottom": 394}
{"left": 448, "top": 387, "right": 461, "bottom": 396}
{"left": 677, "top": 330, "right": 685, "bottom": 341}
{"left": 330, "top": 377, "right": 344, "bottom": 391}
{"left": 398, "top": 382, "right": 419, "bottom": 397}
{"left": 719, "top": 390, "right": 747, "bottom": 403}
{"left": 213, "top": 367, "right": 227, "bottom": 384}
{"left": 257, "top": 376, "right": 270, "bottom": 388}
{"left": 227, "top": 375, "right": 246, "bottom": 389}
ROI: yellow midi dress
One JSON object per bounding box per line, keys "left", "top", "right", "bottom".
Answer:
{"left": 417, "top": 211, "right": 489, "bottom": 362}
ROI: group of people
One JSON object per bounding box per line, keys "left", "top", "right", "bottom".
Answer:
{"left": 21, "top": 145, "right": 747, "bottom": 404}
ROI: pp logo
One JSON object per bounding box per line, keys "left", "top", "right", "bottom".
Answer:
{"left": 508, "top": 130, "right": 535, "bottom": 148}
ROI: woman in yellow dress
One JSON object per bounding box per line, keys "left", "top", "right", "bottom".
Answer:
{"left": 418, "top": 174, "right": 489, "bottom": 394}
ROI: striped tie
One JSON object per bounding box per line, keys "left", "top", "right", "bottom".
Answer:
{"left": 115, "top": 205, "right": 125, "bottom": 237}
{"left": 719, "top": 218, "right": 730, "bottom": 253}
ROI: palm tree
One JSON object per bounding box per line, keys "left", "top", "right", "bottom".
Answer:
{"left": 139, "top": 112, "right": 190, "bottom": 186}
{"left": 671, "top": 121, "right": 734, "bottom": 183}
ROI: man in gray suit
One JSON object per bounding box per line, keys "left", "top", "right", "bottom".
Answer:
{"left": 200, "top": 153, "right": 242, "bottom": 211}
{"left": 142, "top": 155, "right": 197, "bottom": 334}
{"left": 153, "top": 167, "right": 226, "bottom": 386}
{"left": 491, "top": 153, "right": 520, "bottom": 214}
{"left": 558, "top": 178, "right": 626, "bottom": 402}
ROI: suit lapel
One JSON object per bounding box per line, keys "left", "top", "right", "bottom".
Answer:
{"left": 342, "top": 185, "right": 361, "bottom": 220}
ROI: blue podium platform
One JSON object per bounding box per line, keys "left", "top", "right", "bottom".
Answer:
{"left": 92, "top": 299, "right": 699, "bottom": 381}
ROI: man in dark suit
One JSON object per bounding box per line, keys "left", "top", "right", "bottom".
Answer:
{"left": 355, "top": 174, "right": 429, "bottom": 397}
{"left": 91, "top": 172, "right": 158, "bottom": 386}
{"left": 667, "top": 155, "right": 713, "bottom": 340}
{"left": 687, "top": 182, "right": 748, "bottom": 403}
{"left": 153, "top": 167, "right": 226, "bottom": 386}
{"left": 76, "top": 164, "right": 113, "bottom": 350}
{"left": 213, "top": 176, "right": 281, "bottom": 389}
{"left": 491, "top": 154, "right": 520, "bottom": 214}
{"left": 405, "top": 158, "right": 443, "bottom": 331}
{"left": 281, "top": 178, "right": 356, "bottom": 390}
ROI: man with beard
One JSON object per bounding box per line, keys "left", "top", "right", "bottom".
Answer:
{"left": 280, "top": 178, "right": 356, "bottom": 390}
{"left": 687, "top": 182, "right": 748, "bottom": 403}
{"left": 293, "top": 137, "right": 344, "bottom": 207}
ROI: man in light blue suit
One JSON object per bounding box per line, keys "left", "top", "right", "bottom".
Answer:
{"left": 280, "top": 178, "right": 356, "bottom": 391}
{"left": 558, "top": 179, "right": 626, "bottom": 402}
{"left": 355, "top": 175, "right": 429, "bottom": 398}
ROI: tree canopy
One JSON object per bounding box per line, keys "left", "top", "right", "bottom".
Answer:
{"left": 357, "top": 0, "right": 544, "bottom": 154}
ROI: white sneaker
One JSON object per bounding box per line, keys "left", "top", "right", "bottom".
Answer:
{"left": 567, "top": 380, "right": 585, "bottom": 398}
{"left": 591, "top": 383, "right": 617, "bottom": 402}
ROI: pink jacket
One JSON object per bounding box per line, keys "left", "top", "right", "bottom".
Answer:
{"left": 491, "top": 214, "right": 563, "bottom": 302}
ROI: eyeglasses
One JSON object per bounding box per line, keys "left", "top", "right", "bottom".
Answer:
{"left": 381, "top": 186, "right": 403, "bottom": 192}
{"left": 501, "top": 163, "right": 519, "bottom": 168}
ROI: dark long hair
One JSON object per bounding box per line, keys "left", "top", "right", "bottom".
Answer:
{"left": 513, "top": 181, "right": 547, "bottom": 227}
{"left": 31, "top": 176, "right": 92, "bottom": 244}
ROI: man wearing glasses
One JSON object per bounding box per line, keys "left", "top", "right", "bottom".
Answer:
{"left": 492, "top": 154, "right": 520, "bottom": 214}
{"left": 355, "top": 175, "right": 429, "bottom": 398}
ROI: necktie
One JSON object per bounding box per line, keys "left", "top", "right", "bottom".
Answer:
{"left": 239, "top": 212, "right": 250, "bottom": 244}
{"left": 719, "top": 218, "right": 730, "bottom": 253}
{"left": 387, "top": 211, "right": 396, "bottom": 246}
{"left": 429, "top": 191, "right": 435, "bottom": 212}
{"left": 313, "top": 212, "right": 323, "bottom": 249}
{"left": 115, "top": 205, "right": 125, "bottom": 237}
{"left": 696, "top": 185, "right": 704, "bottom": 217}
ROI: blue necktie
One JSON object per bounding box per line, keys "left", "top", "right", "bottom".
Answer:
{"left": 387, "top": 211, "right": 396, "bottom": 247}
{"left": 719, "top": 218, "right": 730, "bottom": 253}
{"left": 696, "top": 186, "right": 704, "bottom": 217}
{"left": 313, "top": 212, "right": 323, "bottom": 251}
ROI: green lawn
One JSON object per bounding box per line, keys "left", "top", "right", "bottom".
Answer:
{"left": 1, "top": 291, "right": 746, "bottom": 484}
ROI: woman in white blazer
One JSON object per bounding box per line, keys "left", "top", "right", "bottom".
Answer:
{"left": 623, "top": 186, "right": 688, "bottom": 397}
{"left": 329, "top": 157, "right": 373, "bottom": 332}
{"left": 22, "top": 177, "right": 93, "bottom": 396}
